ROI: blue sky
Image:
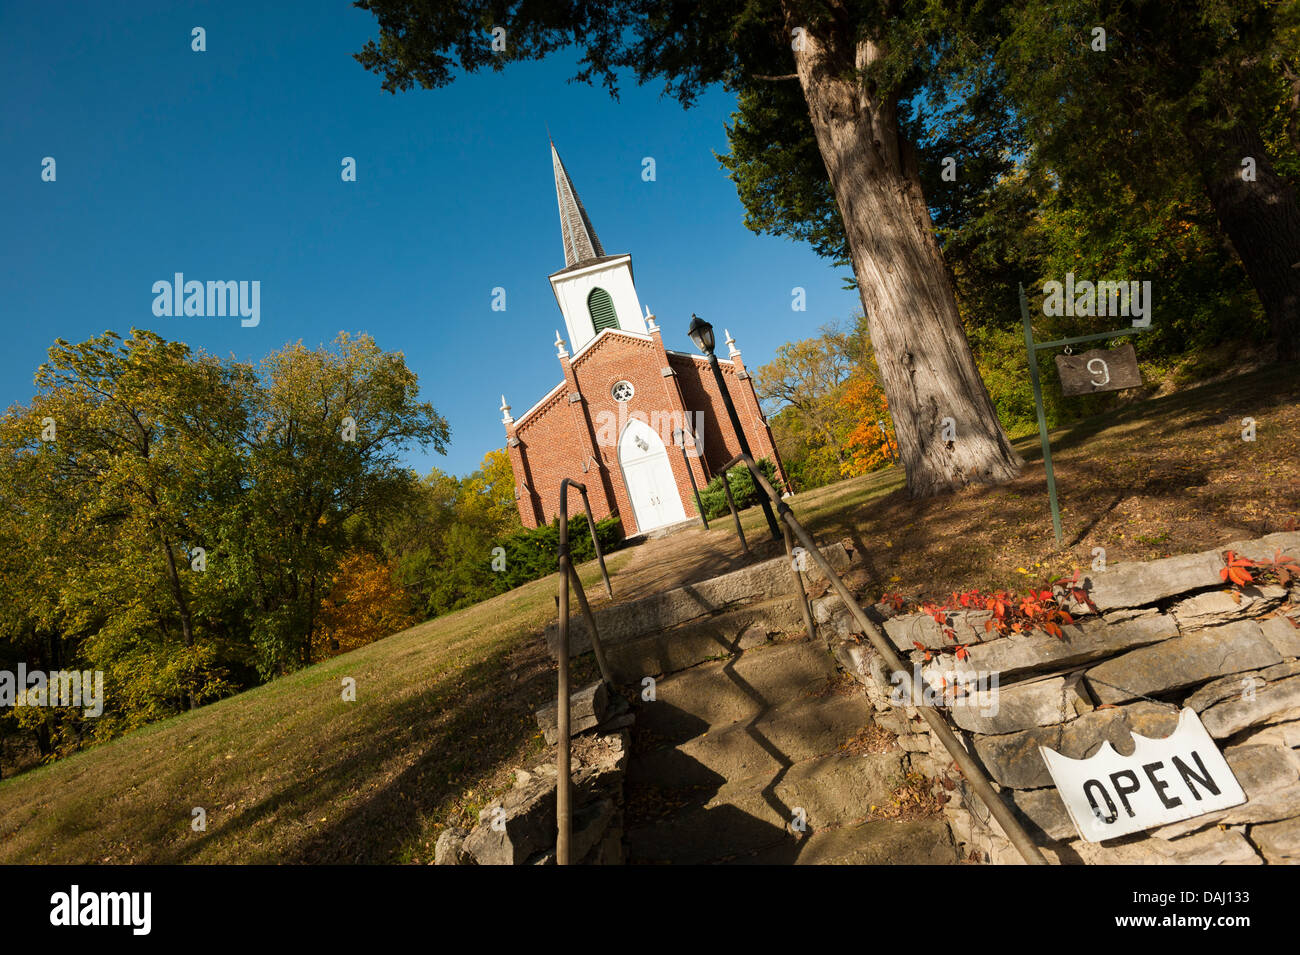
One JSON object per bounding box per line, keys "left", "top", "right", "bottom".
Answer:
{"left": 1, "top": 1, "right": 862, "bottom": 477}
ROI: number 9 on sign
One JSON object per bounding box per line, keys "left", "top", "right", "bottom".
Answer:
{"left": 1086, "top": 358, "right": 1110, "bottom": 387}
{"left": 1055, "top": 343, "right": 1141, "bottom": 396}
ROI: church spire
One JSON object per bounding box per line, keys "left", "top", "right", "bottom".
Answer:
{"left": 551, "top": 140, "right": 605, "bottom": 268}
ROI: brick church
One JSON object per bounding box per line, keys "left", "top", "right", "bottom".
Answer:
{"left": 499, "top": 143, "right": 787, "bottom": 537}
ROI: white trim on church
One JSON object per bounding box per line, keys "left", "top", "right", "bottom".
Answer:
{"left": 514, "top": 380, "right": 567, "bottom": 428}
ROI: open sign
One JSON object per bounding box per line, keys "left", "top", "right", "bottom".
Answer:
{"left": 1040, "top": 709, "right": 1245, "bottom": 842}
{"left": 1055, "top": 342, "right": 1142, "bottom": 396}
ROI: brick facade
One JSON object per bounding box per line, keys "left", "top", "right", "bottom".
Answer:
{"left": 501, "top": 142, "right": 787, "bottom": 537}
{"left": 504, "top": 324, "right": 787, "bottom": 536}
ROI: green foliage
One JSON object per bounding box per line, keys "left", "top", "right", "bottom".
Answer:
{"left": 720, "top": 81, "right": 848, "bottom": 269}
{"left": 382, "top": 447, "right": 625, "bottom": 620}
{"left": 697, "top": 459, "right": 780, "bottom": 521}
{"left": 0, "top": 329, "right": 448, "bottom": 767}
{"left": 500, "top": 516, "right": 624, "bottom": 589}
{"left": 390, "top": 496, "right": 623, "bottom": 619}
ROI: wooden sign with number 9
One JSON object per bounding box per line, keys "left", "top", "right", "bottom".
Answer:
{"left": 1055, "top": 342, "right": 1142, "bottom": 396}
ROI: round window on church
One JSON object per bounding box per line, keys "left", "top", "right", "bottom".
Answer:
{"left": 611, "top": 380, "right": 635, "bottom": 402}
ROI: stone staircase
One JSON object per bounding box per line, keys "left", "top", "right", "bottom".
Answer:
{"left": 546, "top": 542, "right": 960, "bottom": 865}
{"left": 625, "top": 634, "right": 956, "bottom": 863}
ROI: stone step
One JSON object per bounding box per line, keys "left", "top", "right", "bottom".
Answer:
{"left": 546, "top": 541, "right": 852, "bottom": 662}
{"left": 635, "top": 637, "right": 839, "bottom": 743}
{"left": 627, "top": 752, "right": 905, "bottom": 864}
{"left": 629, "top": 694, "right": 874, "bottom": 789}
{"left": 726, "top": 819, "right": 959, "bottom": 865}
{"left": 603, "top": 594, "right": 805, "bottom": 684}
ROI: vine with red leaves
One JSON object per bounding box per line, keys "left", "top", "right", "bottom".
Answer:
{"left": 880, "top": 571, "right": 1097, "bottom": 663}
{"left": 1220, "top": 549, "right": 1299, "bottom": 589}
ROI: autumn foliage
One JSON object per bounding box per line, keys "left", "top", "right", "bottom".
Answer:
{"left": 313, "top": 552, "right": 417, "bottom": 660}
{"left": 1220, "top": 549, "right": 1299, "bottom": 589}
{"left": 885, "top": 571, "right": 1096, "bottom": 663}
{"left": 839, "top": 377, "right": 897, "bottom": 477}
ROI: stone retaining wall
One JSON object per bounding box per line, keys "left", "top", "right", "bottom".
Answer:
{"left": 435, "top": 692, "right": 634, "bottom": 865}
{"left": 823, "top": 531, "right": 1300, "bottom": 865}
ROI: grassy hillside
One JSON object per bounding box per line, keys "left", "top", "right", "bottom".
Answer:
{"left": 732, "top": 361, "right": 1300, "bottom": 599}
{"left": 1, "top": 361, "right": 1295, "bottom": 863}
{"left": 0, "top": 554, "right": 629, "bottom": 864}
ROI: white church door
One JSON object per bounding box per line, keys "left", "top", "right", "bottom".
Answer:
{"left": 618, "top": 418, "right": 687, "bottom": 533}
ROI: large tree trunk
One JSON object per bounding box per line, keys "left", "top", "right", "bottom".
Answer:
{"left": 1199, "top": 123, "right": 1300, "bottom": 362}
{"left": 154, "top": 523, "right": 197, "bottom": 710}
{"left": 788, "top": 21, "right": 1022, "bottom": 497}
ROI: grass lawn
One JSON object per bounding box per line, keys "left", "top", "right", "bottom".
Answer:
{"left": 0, "top": 553, "right": 629, "bottom": 864}
{"left": 1, "top": 361, "right": 1295, "bottom": 863}
{"left": 748, "top": 360, "right": 1300, "bottom": 601}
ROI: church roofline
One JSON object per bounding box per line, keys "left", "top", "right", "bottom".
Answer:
{"left": 548, "top": 253, "right": 632, "bottom": 282}
{"left": 548, "top": 253, "right": 636, "bottom": 317}
{"left": 546, "top": 254, "right": 631, "bottom": 294}
{"left": 513, "top": 379, "right": 567, "bottom": 428}
{"left": 665, "top": 348, "right": 736, "bottom": 367}
{"left": 569, "top": 325, "right": 653, "bottom": 364}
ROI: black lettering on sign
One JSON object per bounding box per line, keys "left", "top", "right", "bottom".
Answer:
{"left": 1172, "top": 751, "right": 1221, "bottom": 800}
{"left": 1142, "top": 760, "right": 1183, "bottom": 809}
{"left": 1083, "top": 778, "right": 1118, "bottom": 824}
{"left": 1109, "top": 769, "right": 1142, "bottom": 817}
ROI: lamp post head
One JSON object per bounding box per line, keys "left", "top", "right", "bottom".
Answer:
{"left": 687, "top": 314, "right": 715, "bottom": 355}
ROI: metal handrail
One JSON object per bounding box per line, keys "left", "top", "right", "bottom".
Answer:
{"left": 554, "top": 478, "right": 614, "bottom": 865}
{"left": 715, "top": 454, "right": 1049, "bottom": 866}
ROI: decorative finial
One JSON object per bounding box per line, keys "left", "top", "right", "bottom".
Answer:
{"left": 555, "top": 330, "right": 569, "bottom": 358}
{"left": 500, "top": 394, "right": 514, "bottom": 425}
{"left": 644, "top": 304, "right": 657, "bottom": 332}
{"left": 725, "top": 328, "right": 740, "bottom": 358}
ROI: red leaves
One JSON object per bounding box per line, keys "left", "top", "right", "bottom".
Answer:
{"left": 1051, "top": 569, "right": 1096, "bottom": 611}
{"left": 1266, "top": 549, "right": 1298, "bottom": 587}
{"left": 880, "top": 591, "right": 906, "bottom": 612}
{"left": 895, "top": 576, "right": 1084, "bottom": 659}
{"left": 1220, "top": 550, "right": 1256, "bottom": 588}
{"left": 1221, "top": 548, "right": 1299, "bottom": 589}
{"left": 984, "top": 593, "right": 1010, "bottom": 622}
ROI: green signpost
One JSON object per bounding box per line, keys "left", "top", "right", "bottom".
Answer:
{"left": 1019, "top": 283, "right": 1149, "bottom": 546}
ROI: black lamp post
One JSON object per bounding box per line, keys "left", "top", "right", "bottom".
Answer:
{"left": 688, "top": 314, "right": 781, "bottom": 541}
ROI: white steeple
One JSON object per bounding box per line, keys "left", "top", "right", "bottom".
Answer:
{"left": 547, "top": 141, "right": 647, "bottom": 354}
{"left": 551, "top": 140, "right": 605, "bottom": 268}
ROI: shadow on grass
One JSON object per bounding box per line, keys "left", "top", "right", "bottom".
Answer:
{"left": 162, "top": 646, "right": 544, "bottom": 864}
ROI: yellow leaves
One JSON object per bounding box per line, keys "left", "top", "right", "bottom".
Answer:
{"left": 313, "top": 551, "right": 416, "bottom": 660}
{"left": 837, "top": 375, "right": 897, "bottom": 478}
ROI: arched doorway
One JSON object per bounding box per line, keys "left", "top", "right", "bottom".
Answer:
{"left": 618, "top": 418, "right": 687, "bottom": 533}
